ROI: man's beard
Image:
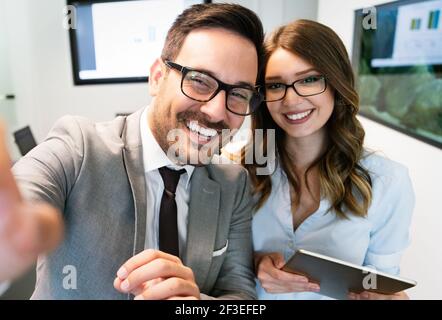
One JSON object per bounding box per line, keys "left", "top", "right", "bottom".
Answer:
{"left": 150, "top": 102, "right": 231, "bottom": 166}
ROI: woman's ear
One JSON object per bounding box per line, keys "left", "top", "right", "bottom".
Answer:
{"left": 148, "top": 58, "right": 166, "bottom": 97}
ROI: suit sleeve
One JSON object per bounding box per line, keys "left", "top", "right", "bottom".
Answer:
{"left": 12, "top": 116, "right": 85, "bottom": 213}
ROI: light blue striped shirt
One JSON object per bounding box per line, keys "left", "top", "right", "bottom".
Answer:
{"left": 252, "top": 153, "right": 415, "bottom": 300}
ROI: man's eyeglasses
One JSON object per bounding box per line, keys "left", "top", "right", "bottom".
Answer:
{"left": 263, "top": 75, "right": 327, "bottom": 102}
{"left": 164, "top": 60, "right": 263, "bottom": 116}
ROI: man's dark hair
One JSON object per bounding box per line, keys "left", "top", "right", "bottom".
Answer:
{"left": 161, "top": 3, "right": 265, "bottom": 81}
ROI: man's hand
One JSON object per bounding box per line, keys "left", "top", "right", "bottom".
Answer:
{"left": 0, "top": 121, "right": 63, "bottom": 282}
{"left": 255, "top": 252, "right": 320, "bottom": 294}
{"left": 114, "top": 249, "right": 200, "bottom": 300}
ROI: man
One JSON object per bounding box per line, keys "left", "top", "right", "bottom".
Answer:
{"left": 0, "top": 121, "right": 63, "bottom": 294}
{"left": 12, "top": 3, "right": 264, "bottom": 299}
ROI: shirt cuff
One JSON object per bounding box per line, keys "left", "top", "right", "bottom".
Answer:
{"left": 365, "top": 250, "right": 403, "bottom": 275}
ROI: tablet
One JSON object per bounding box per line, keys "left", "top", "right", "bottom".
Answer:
{"left": 282, "top": 249, "right": 417, "bottom": 300}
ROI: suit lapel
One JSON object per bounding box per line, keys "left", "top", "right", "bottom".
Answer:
{"left": 121, "top": 109, "right": 221, "bottom": 287}
{"left": 183, "top": 166, "right": 220, "bottom": 289}
{"left": 122, "top": 109, "right": 147, "bottom": 255}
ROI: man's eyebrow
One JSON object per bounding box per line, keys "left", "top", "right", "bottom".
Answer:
{"left": 195, "top": 67, "right": 255, "bottom": 88}
{"left": 265, "top": 68, "right": 320, "bottom": 81}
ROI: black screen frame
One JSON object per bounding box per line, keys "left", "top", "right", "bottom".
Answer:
{"left": 67, "top": 0, "right": 211, "bottom": 86}
{"left": 352, "top": 0, "right": 442, "bottom": 150}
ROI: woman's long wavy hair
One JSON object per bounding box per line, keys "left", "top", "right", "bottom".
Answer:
{"left": 244, "top": 19, "right": 372, "bottom": 218}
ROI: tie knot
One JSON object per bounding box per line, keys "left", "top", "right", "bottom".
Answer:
{"left": 159, "top": 167, "right": 186, "bottom": 195}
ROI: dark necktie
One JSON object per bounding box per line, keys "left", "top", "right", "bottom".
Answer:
{"left": 158, "top": 167, "right": 186, "bottom": 257}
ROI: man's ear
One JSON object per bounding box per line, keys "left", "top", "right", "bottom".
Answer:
{"left": 148, "top": 58, "right": 166, "bottom": 97}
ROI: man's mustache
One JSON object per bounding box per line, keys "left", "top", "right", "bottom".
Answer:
{"left": 176, "top": 111, "right": 228, "bottom": 133}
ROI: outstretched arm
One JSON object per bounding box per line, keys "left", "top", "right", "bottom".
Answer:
{"left": 0, "top": 121, "right": 63, "bottom": 282}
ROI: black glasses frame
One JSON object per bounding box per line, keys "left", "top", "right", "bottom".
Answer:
{"left": 164, "top": 60, "right": 262, "bottom": 116}
{"left": 264, "top": 75, "right": 327, "bottom": 102}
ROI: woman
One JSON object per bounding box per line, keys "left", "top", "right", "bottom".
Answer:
{"left": 244, "top": 20, "right": 414, "bottom": 300}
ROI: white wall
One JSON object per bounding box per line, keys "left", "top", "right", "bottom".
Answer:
{"left": 318, "top": 0, "right": 442, "bottom": 299}
{"left": 0, "top": 0, "right": 20, "bottom": 160}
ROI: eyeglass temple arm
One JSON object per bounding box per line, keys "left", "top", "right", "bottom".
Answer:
{"left": 164, "top": 60, "right": 185, "bottom": 73}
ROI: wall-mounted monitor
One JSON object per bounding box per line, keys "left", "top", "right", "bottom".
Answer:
{"left": 353, "top": 0, "right": 442, "bottom": 149}
{"left": 68, "top": 0, "right": 211, "bottom": 85}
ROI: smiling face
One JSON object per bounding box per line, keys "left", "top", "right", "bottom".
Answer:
{"left": 265, "top": 48, "right": 334, "bottom": 141}
{"left": 148, "top": 28, "right": 258, "bottom": 165}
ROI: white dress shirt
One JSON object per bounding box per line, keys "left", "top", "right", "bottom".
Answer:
{"left": 140, "top": 107, "right": 195, "bottom": 258}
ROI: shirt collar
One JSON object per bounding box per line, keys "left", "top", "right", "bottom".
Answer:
{"left": 140, "top": 106, "right": 194, "bottom": 189}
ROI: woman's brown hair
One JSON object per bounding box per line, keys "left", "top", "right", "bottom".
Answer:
{"left": 244, "top": 19, "right": 372, "bottom": 218}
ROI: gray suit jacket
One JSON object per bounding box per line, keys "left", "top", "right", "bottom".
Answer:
{"left": 12, "top": 108, "right": 257, "bottom": 300}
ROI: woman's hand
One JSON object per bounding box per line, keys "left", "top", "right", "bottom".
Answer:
{"left": 348, "top": 291, "right": 409, "bottom": 300}
{"left": 255, "top": 252, "right": 320, "bottom": 294}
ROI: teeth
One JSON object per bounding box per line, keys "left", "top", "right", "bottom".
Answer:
{"left": 187, "top": 121, "right": 218, "bottom": 139}
{"left": 286, "top": 110, "right": 312, "bottom": 120}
